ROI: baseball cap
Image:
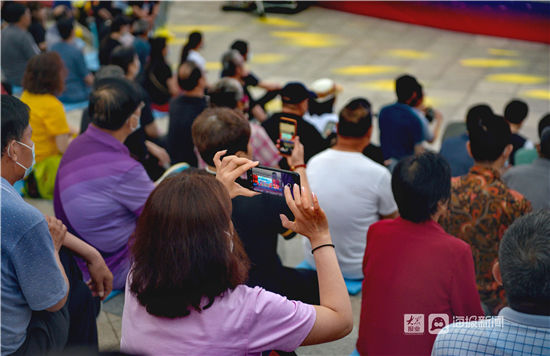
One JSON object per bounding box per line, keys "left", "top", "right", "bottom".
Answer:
{"left": 281, "top": 82, "right": 315, "bottom": 104}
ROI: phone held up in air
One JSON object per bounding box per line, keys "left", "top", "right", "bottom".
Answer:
{"left": 247, "top": 166, "right": 301, "bottom": 197}
{"left": 279, "top": 117, "right": 297, "bottom": 155}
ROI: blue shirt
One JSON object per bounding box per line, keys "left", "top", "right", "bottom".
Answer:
{"left": 432, "top": 307, "right": 550, "bottom": 355}
{"left": 378, "top": 102, "right": 424, "bottom": 160}
{"left": 1, "top": 178, "right": 67, "bottom": 355}
{"left": 440, "top": 133, "right": 474, "bottom": 177}
{"left": 51, "top": 41, "right": 90, "bottom": 103}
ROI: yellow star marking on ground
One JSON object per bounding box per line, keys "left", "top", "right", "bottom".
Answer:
{"left": 488, "top": 48, "right": 519, "bottom": 56}
{"left": 387, "top": 49, "right": 431, "bottom": 59}
{"left": 250, "top": 53, "right": 288, "bottom": 64}
{"left": 168, "top": 25, "right": 229, "bottom": 33}
{"left": 270, "top": 31, "right": 342, "bottom": 48}
{"left": 205, "top": 62, "right": 222, "bottom": 71}
{"left": 460, "top": 58, "right": 521, "bottom": 68}
{"left": 486, "top": 73, "right": 547, "bottom": 85}
{"left": 521, "top": 89, "right": 550, "bottom": 101}
{"left": 333, "top": 65, "right": 400, "bottom": 76}
{"left": 257, "top": 17, "right": 304, "bottom": 27}
{"left": 359, "top": 79, "right": 395, "bottom": 91}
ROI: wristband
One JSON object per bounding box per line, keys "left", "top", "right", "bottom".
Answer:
{"left": 311, "top": 243, "right": 335, "bottom": 254}
{"left": 291, "top": 164, "right": 306, "bottom": 171}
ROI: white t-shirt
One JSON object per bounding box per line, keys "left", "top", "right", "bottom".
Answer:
{"left": 187, "top": 49, "right": 206, "bottom": 71}
{"left": 303, "top": 149, "right": 397, "bottom": 279}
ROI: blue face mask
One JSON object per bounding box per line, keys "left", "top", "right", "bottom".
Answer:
{"left": 11, "top": 141, "right": 35, "bottom": 179}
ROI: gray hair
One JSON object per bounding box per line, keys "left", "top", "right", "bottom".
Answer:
{"left": 209, "top": 78, "right": 243, "bottom": 109}
{"left": 499, "top": 209, "right": 550, "bottom": 304}
{"left": 221, "top": 50, "right": 244, "bottom": 77}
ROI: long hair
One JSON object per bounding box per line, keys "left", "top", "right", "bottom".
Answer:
{"left": 130, "top": 171, "right": 250, "bottom": 318}
{"left": 179, "top": 31, "right": 202, "bottom": 65}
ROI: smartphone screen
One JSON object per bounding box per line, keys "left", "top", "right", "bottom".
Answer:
{"left": 279, "top": 119, "right": 297, "bottom": 155}
{"left": 247, "top": 166, "right": 300, "bottom": 197}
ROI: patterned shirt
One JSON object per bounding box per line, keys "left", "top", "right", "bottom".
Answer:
{"left": 432, "top": 307, "right": 550, "bottom": 355}
{"left": 439, "top": 165, "right": 532, "bottom": 315}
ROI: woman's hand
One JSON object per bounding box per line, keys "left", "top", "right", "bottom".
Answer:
{"left": 86, "top": 252, "right": 113, "bottom": 300}
{"left": 278, "top": 136, "right": 305, "bottom": 169}
{"left": 280, "top": 184, "right": 331, "bottom": 246}
{"left": 213, "top": 150, "right": 259, "bottom": 198}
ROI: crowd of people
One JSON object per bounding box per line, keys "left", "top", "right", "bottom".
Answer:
{"left": 1, "top": 1, "right": 549, "bottom": 356}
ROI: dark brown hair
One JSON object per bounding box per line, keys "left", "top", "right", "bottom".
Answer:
{"left": 192, "top": 107, "right": 250, "bottom": 166}
{"left": 22, "top": 52, "right": 65, "bottom": 95}
{"left": 130, "top": 171, "right": 249, "bottom": 318}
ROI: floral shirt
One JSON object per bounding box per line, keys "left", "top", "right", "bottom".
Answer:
{"left": 439, "top": 165, "right": 531, "bottom": 315}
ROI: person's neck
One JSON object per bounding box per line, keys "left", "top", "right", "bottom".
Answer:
{"left": 110, "top": 32, "right": 121, "bottom": 40}
{"left": 333, "top": 136, "right": 367, "bottom": 153}
{"left": 14, "top": 22, "right": 27, "bottom": 31}
{"left": 0, "top": 163, "right": 20, "bottom": 186}
{"left": 509, "top": 123, "right": 521, "bottom": 134}
{"left": 183, "top": 87, "right": 204, "bottom": 98}
{"left": 474, "top": 160, "right": 504, "bottom": 173}
{"left": 91, "top": 124, "right": 128, "bottom": 144}
{"left": 511, "top": 302, "right": 550, "bottom": 316}
{"left": 282, "top": 107, "right": 302, "bottom": 117}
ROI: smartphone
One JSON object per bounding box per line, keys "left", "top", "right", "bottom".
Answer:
{"left": 279, "top": 117, "right": 297, "bottom": 155}
{"left": 247, "top": 166, "right": 301, "bottom": 197}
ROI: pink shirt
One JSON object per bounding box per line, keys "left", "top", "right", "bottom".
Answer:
{"left": 121, "top": 282, "right": 316, "bottom": 355}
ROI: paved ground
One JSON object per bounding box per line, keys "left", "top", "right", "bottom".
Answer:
{"left": 26, "top": 1, "right": 550, "bottom": 355}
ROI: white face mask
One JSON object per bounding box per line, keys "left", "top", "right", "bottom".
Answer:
{"left": 8, "top": 141, "right": 35, "bottom": 179}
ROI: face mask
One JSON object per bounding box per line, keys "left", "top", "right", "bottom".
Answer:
{"left": 131, "top": 114, "right": 141, "bottom": 131}
{"left": 9, "top": 141, "right": 35, "bottom": 179}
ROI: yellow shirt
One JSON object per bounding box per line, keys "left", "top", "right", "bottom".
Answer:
{"left": 20, "top": 91, "right": 70, "bottom": 163}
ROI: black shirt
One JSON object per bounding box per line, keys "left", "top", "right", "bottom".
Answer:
{"left": 142, "top": 61, "right": 172, "bottom": 106}
{"left": 99, "top": 37, "right": 121, "bottom": 66}
{"left": 167, "top": 95, "right": 207, "bottom": 166}
{"left": 28, "top": 21, "right": 45, "bottom": 47}
{"left": 262, "top": 112, "right": 329, "bottom": 169}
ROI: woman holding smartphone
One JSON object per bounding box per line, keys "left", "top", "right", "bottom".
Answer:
{"left": 120, "top": 152, "right": 353, "bottom": 355}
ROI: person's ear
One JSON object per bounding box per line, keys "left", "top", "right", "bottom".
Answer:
{"left": 466, "top": 141, "right": 473, "bottom": 158}
{"left": 492, "top": 261, "right": 503, "bottom": 286}
{"left": 536, "top": 143, "right": 541, "bottom": 156}
{"left": 366, "top": 126, "right": 373, "bottom": 140}
{"left": 502, "top": 144, "right": 513, "bottom": 161}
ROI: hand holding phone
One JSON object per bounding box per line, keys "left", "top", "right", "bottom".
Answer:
{"left": 279, "top": 117, "right": 297, "bottom": 155}
{"left": 247, "top": 166, "right": 301, "bottom": 197}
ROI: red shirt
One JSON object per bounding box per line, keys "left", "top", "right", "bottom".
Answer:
{"left": 357, "top": 217, "right": 483, "bottom": 356}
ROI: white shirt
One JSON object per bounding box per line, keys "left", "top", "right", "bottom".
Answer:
{"left": 303, "top": 149, "right": 397, "bottom": 279}
{"left": 187, "top": 49, "right": 206, "bottom": 71}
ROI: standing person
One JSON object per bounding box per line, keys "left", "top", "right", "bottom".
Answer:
{"left": 54, "top": 77, "right": 155, "bottom": 290}
{"left": 51, "top": 18, "right": 94, "bottom": 103}
{"left": 262, "top": 82, "right": 329, "bottom": 169}
{"left": 179, "top": 31, "right": 205, "bottom": 70}
{"left": 20, "top": 52, "right": 76, "bottom": 199}
{"left": 303, "top": 98, "right": 398, "bottom": 279}
{"left": 503, "top": 114, "right": 550, "bottom": 211}
{"left": 0, "top": 2, "right": 40, "bottom": 86}
{"left": 503, "top": 99, "right": 534, "bottom": 165}
{"left": 120, "top": 156, "right": 353, "bottom": 355}
{"left": 439, "top": 112, "right": 532, "bottom": 316}
{"left": 167, "top": 61, "right": 208, "bottom": 166}
{"left": 433, "top": 210, "right": 550, "bottom": 355}
{"left": 142, "top": 37, "right": 179, "bottom": 111}
{"left": 357, "top": 152, "right": 483, "bottom": 356}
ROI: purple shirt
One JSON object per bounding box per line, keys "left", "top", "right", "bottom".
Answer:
{"left": 121, "top": 279, "right": 316, "bottom": 355}
{"left": 54, "top": 125, "right": 155, "bottom": 289}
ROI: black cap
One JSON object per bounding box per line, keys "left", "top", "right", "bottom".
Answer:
{"left": 281, "top": 82, "right": 315, "bottom": 104}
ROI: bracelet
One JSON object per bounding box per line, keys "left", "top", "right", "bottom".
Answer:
{"left": 311, "top": 243, "right": 335, "bottom": 254}
{"left": 291, "top": 164, "right": 306, "bottom": 171}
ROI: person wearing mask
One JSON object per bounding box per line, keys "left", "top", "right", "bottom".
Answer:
{"left": 20, "top": 52, "right": 77, "bottom": 199}
{"left": 0, "top": 2, "right": 40, "bottom": 86}
{"left": 120, "top": 156, "right": 353, "bottom": 355}
{"left": 433, "top": 210, "right": 550, "bottom": 355}
{"left": 142, "top": 37, "right": 179, "bottom": 111}
{"left": 439, "top": 112, "right": 532, "bottom": 316}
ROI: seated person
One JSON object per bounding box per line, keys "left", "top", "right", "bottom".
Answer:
{"left": 439, "top": 112, "right": 532, "bottom": 315}
{"left": 440, "top": 104, "right": 492, "bottom": 177}
{"left": 20, "top": 52, "right": 76, "bottom": 199}
{"left": 27, "top": 2, "right": 46, "bottom": 51}
{"left": 0, "top": 2, "right": 40, "bottom": 86}
{"left": 357, "top": 152, "right": 483, "bottom": 356}
{"left": 209, "top": 77, "right": 280, "bottom": 168}
{"left": 433, "top": 210, "right": 550, "bottom": 355}
{"left": 192, "top": 107, "right": 320, "bottom": 304}
{"left": 303, "top": 98, "right": 398, "bottom": 279}
{"left": 504, "top": 99, "right": 534, "bottom": 165}
{"left": 2, "top": 94, "right": 112, "bottom": 355}
{"left": 167, "top": 61, "right": 208, "bottom": 166}
{"left": 303, "top": 78, "right": 341, "bottom": 138}
{"left": 131, "top": 19, "right": 151, "bottom": 77}
{"left": 54, "top": 77, "right": 155, "bottom": 290}
{"left": 179, "top": 31, "right": 205, "bottom": 70}
{"left": 141, "top": 37, "right": 179, "bottom": 111}
{"left": 503, "top": 114, "right": 550, "bottom": 211}
{"left": 262, "top": 82, "right": 329, "bottom": 169}
{"left": 51, "top": 18, "right": 94, "bottom": 103}
{"left": 98, "top": 15, "right": 130, "bottom": 66}
{"left": 121, "top": 162, "right": 353, "bottom": 355}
